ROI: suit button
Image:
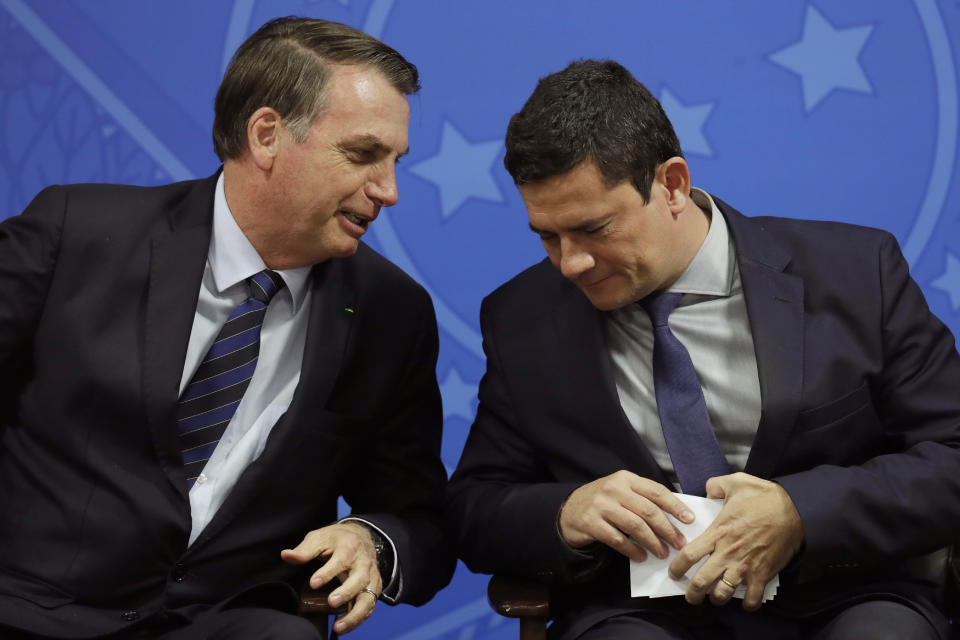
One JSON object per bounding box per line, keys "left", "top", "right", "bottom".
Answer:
{"left": 121, "top": 610, "right": 139, "bottom": 622}
{"left": 172, "top": 565, "right": 187, "bottom": 582}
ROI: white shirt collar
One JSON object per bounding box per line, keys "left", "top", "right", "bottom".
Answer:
{"left": 210, "top": 172, "right": 312, "bottom": 312}
{"left": 667, "top": 187, "right": 735, "bottom": 297}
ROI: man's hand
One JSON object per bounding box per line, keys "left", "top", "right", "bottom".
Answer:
{"left": 559, "top": 470, "right": 694, "bottom": 561}
{"left": 281, "top": 521, "right": 383, "bottom": 635}
{"left": 668, "top": 472, "right": 804, "bottom": 611}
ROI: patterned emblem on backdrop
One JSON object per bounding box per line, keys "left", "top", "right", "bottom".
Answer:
{"left": 1, "top": 0, "right": 959, "bottom": 638}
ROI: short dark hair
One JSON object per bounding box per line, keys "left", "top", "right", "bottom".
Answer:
{"left": 504, "top": 59, "right": 682, "bottom": 202}
{"left": 212, "top": 16, "right": 420, "bottom": 161}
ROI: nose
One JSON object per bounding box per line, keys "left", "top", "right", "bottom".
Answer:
{"left": 366, "top": 165, "right": 399, "bottom": 208}
{"left": 558, "top": 237, "right": 595, "bottom": 281}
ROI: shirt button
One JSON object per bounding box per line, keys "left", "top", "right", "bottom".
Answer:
{"left": 121, "top": 610, "right": 139, "bottom": 622}
{"left": 196, "top": 473, "right": 208, "bottom": 484}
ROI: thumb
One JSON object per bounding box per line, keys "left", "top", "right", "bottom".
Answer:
{"left": 280, "top": 534, "right": 325, "bottom": 565}
{"left": 705, "top": 475, "right": 730, "bottom": 500}
{"left": 280, "top": 547, "right": 311, "bottom": 565}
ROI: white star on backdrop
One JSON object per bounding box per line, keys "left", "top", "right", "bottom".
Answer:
{"left": 932, "top": 253, "right": 960, "bottom": 311}
{"left": 408, "top": 121, "right": 504, "bottom": 219}
{"left": 659, "top": 88, "right": 715, "bottom": 156}
{"left": 439, "top": 367, "right": 477, "bottom": 422}
{"left": 769, "top": 5, "right": 874, "bottom": 112}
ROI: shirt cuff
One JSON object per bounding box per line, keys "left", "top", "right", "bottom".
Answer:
{"left": 338, "top": 516, "right": 401, "bottom": 603}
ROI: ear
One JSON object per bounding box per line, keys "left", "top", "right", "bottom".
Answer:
{"left": 246, "top": 107, "right": 283, "bottom": 171}
{"left": 657, "top": 156, "right": 691, "bottom": 214}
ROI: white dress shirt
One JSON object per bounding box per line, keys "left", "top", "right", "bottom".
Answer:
{"left": 177, "top": 175, "right": 399, "bottom": 600}
{"left": 605, "top": 189, "right": 762, "bottom": 488}
{"left": 179, "top": 173, "right": 312, "bottom": 544}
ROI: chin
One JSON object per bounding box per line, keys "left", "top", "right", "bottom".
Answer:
{"left": 327, "top": 239, "right": 361, "bottom": 259}
{"left": 580, "top": 290, "right": 623, "bottom": 311}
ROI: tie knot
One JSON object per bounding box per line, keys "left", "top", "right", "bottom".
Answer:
{"left": 639, "top": 291, "right": 683, "bottom": 326}
{"left": 248, "top": 270, "right": 285, "bottom": 305}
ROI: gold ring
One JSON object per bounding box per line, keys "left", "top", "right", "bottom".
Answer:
{"left": 720, "top": 577, "right": 738, "bottom": 590}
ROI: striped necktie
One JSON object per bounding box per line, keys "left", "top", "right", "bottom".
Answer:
{"left": 176, "top": 269, "right": 285, "bottom": 488}
{"left": 640, "top": 291, "right": 731, "bottom": 496}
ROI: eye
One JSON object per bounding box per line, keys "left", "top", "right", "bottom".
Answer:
{"left": 348, "top": 148, "right": 376, "bottom": 162}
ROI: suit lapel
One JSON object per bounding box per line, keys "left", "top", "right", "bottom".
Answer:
{"left": 188, "top": 256, "right": 355, "bottom": 550}
{"left": 552, "top": 273, "right": 673, "bottom": 484}
{"left": 718, "top": 199, "right": 805, "bottom": 478}
{"left": 143, "top": 176, "right": 216, "bottom": 500}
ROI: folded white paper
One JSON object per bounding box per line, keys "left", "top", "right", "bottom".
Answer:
{"left": 629, "top": 493, "right": 778, "bottom": 602}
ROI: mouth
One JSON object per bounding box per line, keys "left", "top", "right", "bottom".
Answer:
{"left": 338, "top": 209, "right": 379, "bottom": 237}
{"left": 581, "top": 275, "right": 610, "bottom": 288}
{"left": 341, "top": 210, "right": 370, "bottom": 228}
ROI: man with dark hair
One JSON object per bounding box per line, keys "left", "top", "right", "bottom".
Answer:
{"left": 447, "top": 59, "right": 960, "bottom": 639}
{"left": 0, "top": 16, "right": 452, "bottom": 639}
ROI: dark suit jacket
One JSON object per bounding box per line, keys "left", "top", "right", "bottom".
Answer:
{"left": 0, "top": 174, "right": 454, "bottom": 638}
{"left": 447, "top": 197, "right": 960, "bottom": 637}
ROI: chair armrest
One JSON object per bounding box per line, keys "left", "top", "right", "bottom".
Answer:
{"left": 299, "top": 583, "right": 349, "bottom": 617}
{"left": 487, "top": 575, "right": 550, "bottom": 619}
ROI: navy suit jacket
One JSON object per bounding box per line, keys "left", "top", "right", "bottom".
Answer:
{"left": 0, "top": 174, "right": 454, "bottom": 638}
{"left": 447, "top": 197, "right": 960, "bottom": 636}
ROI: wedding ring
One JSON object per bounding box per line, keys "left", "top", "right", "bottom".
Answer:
{"left": 720, "top": 576, "right": 738, "bottom": 590}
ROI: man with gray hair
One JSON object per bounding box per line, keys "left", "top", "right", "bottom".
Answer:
{"left": 0, "top": 17, "right": 452, "bottom": 639}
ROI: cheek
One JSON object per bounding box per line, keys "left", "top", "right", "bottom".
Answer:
{"left": 594, "top": 245, "right": 632, "bottom": 270}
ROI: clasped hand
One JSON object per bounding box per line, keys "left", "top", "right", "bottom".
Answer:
{"left": 281, "top": 521, "right": 383, "bottom": 634}
{"left": 558, "top": 470, "right": 803, "bottom": 610}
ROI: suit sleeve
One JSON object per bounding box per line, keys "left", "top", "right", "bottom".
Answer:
{"left": 339, "top": 287, "right": 455, "bottom": 606}
{"left": 777, "top": 233, "right": 960, "bottom": 567}
{"left": 0, "top": 187, "right": 65, "bottom": 422}
{"left": 446, "top": 296, "right": 605, "bottom": 584}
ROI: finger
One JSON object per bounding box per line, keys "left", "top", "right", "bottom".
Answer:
{"left": 705, "top": 473, "right": 742, "bottom": 500}
{"left": 594, "top": 521, "right": 649, "bottom": 562}
{"left": 669, "top": 531, "right": 714, "bottom": 579}
{"left": 333, "top": 590, "right": 377, "bottom": 635}
{"left": 620, "top": 493, "right": 686, "bottom": 551}
{"left": 683, "top": 555, "right": 726, "bottom": 605}
{"left": 330, "top": 557, "right": 378, "bottom": 605}
{"left": 633, "top": 480, "right": 695, "bottom": 526}
{"left": 708, "top": 570, "right": 742, "bottom": 606}
{"left": 310, "top": 548, "right": 352, "bottom": 590}
{"left": 280, "top": 531, "right": 329, "bottom": 565}
{"left": 742, "top": 577, "right": 766, "bottom": 612}
{"left": 603, "top": 507, "right": 671, "bottom": 558}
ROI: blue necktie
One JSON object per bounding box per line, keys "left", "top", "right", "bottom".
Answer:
{"left": 176, "top": 270, "right": 285, "bottom": 488}
{"left": 640, "top": 291, "right": 731, "bottom": 496}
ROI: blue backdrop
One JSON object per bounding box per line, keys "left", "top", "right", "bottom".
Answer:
{"left": 1, "top": 1, "right": 959, "bottom": 638}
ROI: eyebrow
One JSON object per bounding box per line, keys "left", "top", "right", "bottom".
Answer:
{"left": 341, "top": 134, "right": 410, "bottom": 158}
{"left": 528, "top": 213, "right": 613, "bottom": 235}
